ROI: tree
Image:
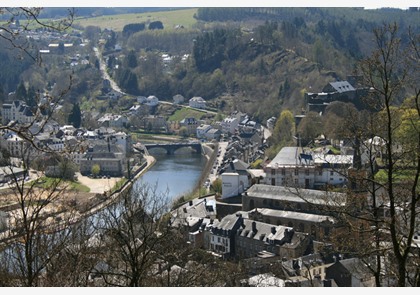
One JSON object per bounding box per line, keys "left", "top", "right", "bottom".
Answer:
{"left": 68, "top": 103, "right": 82, "bottom": 128}
{"left": 91, "top": 164, "right": 100, "bottom": 178}
{"left": 93, "top": 182, "right": 172, "bottom": 286}
{"left": 0, "top": 143, "right": 78, "bottom": 286}
{"left": 272, "top": 109, "right": 295, "bottom": 146}
{"left": 148, "top": 21, "right": 164, "bottom": 30}
{"left": 210, "top": 178, "right": 222, "bottom": 196}
{"left": 355, "top": 23, "right": 419, "bottom": 286}
{"left": 126, "top": 50, "right": 138, "bottom": 68}
{"left": 297, "top": 111, "right": 323, "bottom": 146}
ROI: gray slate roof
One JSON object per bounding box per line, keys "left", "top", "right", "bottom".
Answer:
{"left": 245, "top": 184, "right": 346, "bottom": 206}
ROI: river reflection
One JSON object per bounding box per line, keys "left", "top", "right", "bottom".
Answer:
{"left": 134, "top": 151, "right": 207, "bottom": 202}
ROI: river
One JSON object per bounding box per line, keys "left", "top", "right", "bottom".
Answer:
{"left": 134, "top": 151, "right": 207, "bottom": 203}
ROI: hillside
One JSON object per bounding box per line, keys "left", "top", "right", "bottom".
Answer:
{"left": 1, "top": 7, "right": 419, "bottom": 123}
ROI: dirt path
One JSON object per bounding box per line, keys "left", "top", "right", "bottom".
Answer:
{"left": 76, "top": 172, "right": 121, "bottom": 194}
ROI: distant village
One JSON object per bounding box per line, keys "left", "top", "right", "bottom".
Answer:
{"left": 0, "top": 24, "right": 418, "bottom": 287}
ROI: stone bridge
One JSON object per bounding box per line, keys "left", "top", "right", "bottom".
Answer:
{"left": 143, "top": 142, "right": 202, "bottom": 155}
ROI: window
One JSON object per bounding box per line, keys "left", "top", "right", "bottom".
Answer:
{"left": 294, "top": 169, "right": 298, "bottom": 176}
{"left": 305, "top": 169, "right": 309, "bottom": 176}
{"left": 330, "top": 171, "right": 334, "bottom": 176}
{"left": 271, "top": 169, "right": 276, "bottom": 175}
{"left": 281, "top": 169, "right": 286, "bottom": 175}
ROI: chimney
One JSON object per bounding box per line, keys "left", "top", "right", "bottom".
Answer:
{"left": 252, "top": 221, "right": 257, "bottom": 233}
{"left": 271, "top": 226, "right": 276, "bottom": 234}
{"left": 189, "top": 200, "right": 193, "bottom": 206}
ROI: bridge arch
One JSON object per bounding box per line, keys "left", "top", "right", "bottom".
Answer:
{"left": 144, "top": 142, "right": 202, "bottom": 155}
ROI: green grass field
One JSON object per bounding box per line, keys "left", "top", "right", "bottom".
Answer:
{"left": 168, "top": 107, "right": 207, "bottom": 121}
{"left": 73, "top": 8, "right": 199, "bottom": 32}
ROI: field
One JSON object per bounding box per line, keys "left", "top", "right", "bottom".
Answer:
{"left": 72, "top": 8, "right": 199, "bottom": 32}
{"left": 168, "top": 107, "right": 208, "bottom": 121}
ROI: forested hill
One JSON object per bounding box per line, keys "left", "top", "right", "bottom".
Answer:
{"left": 110, "top": 7, "right": 419, "bottom": 121}
{"left": 1, "top": 7, "right": 419, "bottom": 123}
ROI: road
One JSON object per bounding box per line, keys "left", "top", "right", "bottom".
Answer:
{"left": 206, "top": 141, "right": 229, "bottom": 187}
{"left": 93, "top": 47, "right": 124, "bottom": 94}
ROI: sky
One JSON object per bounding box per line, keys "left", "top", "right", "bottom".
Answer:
{"left": 3, "top": 0, "right": 418, "bottom": 9}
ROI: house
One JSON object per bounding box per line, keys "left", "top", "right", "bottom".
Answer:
{"left": 172, "top": 94, "right": 185, "bottom": 104}
{"left": 188, "top": 96, "right": 206, "bottom": 109}
{"left": 220, "top": 158, "right": 250, "bottom": 199}
{"left": 97, "top": 113, "right": 128, "bottom": 128}
{"left": 179, "top": 117, "right": 200, "bottom": 136}
{"left": 208, "top": 212, "right": 310, "bottom": 260}
{"left": 128, "top": 104, "right": 142, "bottom": 115}
{"left": 221, "top": 117, "right": 239, "bottom": 135}
{"left": 79, "top": 142, "right": 126, "bottom": 177}
{"left": 234, "top": 218, "right": 310, "bottom": 259}
{"left": 141, "top": 115, "right": 167, "bottom": 133}
{"left": 205, "top": 128, "right": 222, "bottom": 141}
{"left": 1, "top": 100, "right": 35, "bottom": 125}
{"left": 170, "top": 197, "right": 217, "bottom": 249}
{"left": 145, "top": 95, "right": 159, "bottom": 107}
{"left": 208, "top": 213, "right": 245, "bottom": 258}
{"left": 196, "top": 124, "right": 212, "bottom": 139}
{"left": 325, "top": 257, "right": 376, "bottom": 287}
{"left": 0, "top": 132, "right": 30, "bottom": 158}
{"left": 305, "top": 79, "right": 368, "bottom": 113}
{"left": 263, "top": 146, "right": 354, "bottom": 189}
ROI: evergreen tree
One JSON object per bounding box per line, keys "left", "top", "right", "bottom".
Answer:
{"left": 68, "top": 103, "right": 82, "bottom": 128}
{"left": 126, "top": 50, "right": 138, "bottom": 68}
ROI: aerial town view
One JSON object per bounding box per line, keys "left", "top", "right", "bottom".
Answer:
{"left": 0, "top": 6, "right": 418, "bottom": 287}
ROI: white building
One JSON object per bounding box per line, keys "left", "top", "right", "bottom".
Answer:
{"left": 1, "top": 100, "right": 35, "bottom": 125}
{"left": 221, "top": 117, "right": 239, "bottom": 134}
{"left": 196, "top": 124, "right": 212, "bottom": 139}
{"left": 264, "top": 146, "right": 354, "bottom": 189}
{"left": 221, "top": 172, "right": 249, "bottom": 199}
{"left": 189, "top": 96, "right": 206, "bottom": 109}
{"left": 145, "top": 95, "right": 159, "bottom": 107}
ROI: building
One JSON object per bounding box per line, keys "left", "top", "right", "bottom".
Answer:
{"left": 1, "top": 100, "right": 35, "bottom": 125}
{"left": 235, "top": 219, "right": 310, "bottom": 259}
{"left": 325, "top": 258, "right": 376, "bottom": 287}
{"left": 196, "top": 124, "right": 212, "bottom": 139}
{"left": 247, "top": 208, "right": 336, "bottom": 241}
{"left": 188, "top": 96, "right": 206, "bottom": 109}
{"left": 79, "top": 142, "right": 125, "bottom": 177}
{"left": 179, "top": 117, "right": 200, "bottom": 136}
{"left": 97, "top": 113, "right": 129, "bottom": 128}
{"left": 208, "top": 213, "right": 310, "bottom": 260}
{"left": 221, "top": 117, "right": 239, "bottom": 135}
{"left": 221, "top": 158, "right": 251, "bottom": 199}
{"left": 242, "top": 184, "right": 346, "bottom": 213}
{"left": 263, "top": 146, "right": 353, "bottom": 189}
{"left": 173, "top": 94, "right": 185, "bottom": 104}
{"left": 145, "top": 95, "right": 159, "bottom": 107}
